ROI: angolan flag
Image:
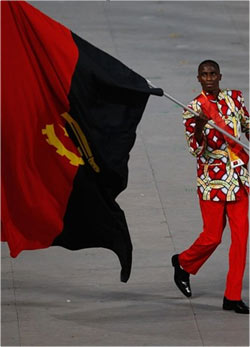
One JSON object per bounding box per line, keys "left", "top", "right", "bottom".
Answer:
{"left": 2, "top": 1, "right": 163, "bottom": 282}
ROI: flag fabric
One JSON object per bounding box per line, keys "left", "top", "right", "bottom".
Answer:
{"left": 2, "top": 1, "right": 163, "bottom": 282}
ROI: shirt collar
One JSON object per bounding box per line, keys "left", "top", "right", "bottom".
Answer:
{"left": 202, "top": 90, "right": 221, "bottom": 102}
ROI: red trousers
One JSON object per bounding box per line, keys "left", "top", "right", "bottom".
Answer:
{"left": 179, "top": 187, "right": 249, "bottom": 300}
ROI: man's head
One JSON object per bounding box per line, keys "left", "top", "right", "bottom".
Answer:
{"left": 197, "top": 60, "right": 222, "bottom": 95}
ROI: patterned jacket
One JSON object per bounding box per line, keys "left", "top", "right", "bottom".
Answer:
{"left": 183, "top": 89, "right": 249, "bottom": 201}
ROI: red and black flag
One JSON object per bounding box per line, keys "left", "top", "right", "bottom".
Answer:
{"left": 2, "top": 1, "right": 163, "bottom": 282}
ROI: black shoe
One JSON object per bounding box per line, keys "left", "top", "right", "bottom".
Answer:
{"left": 223, "top": 297, "right": 249, "bottom": 314}
{"left": 171, "top": 254, "right": 192, "bottom": 297}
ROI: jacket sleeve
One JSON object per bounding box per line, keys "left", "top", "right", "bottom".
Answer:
{"left": 239, "top": 92, "right": 249, "bottom": 140}
{"left": 183, "top": 99, "right": 206, "bottom": 157}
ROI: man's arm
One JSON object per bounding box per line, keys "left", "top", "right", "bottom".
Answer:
{"left": 239, "top": 92, "right": 249, "bottom": 140}
{"left": 183, "top": 101, "right": 207, "bottom": 157}
{"left": 194, "top": 111, "right": 209, "bottom": 144}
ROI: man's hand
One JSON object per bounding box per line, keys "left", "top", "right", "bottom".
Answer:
{"left": 194, "top": 111, "right": 208, "bottom": 144}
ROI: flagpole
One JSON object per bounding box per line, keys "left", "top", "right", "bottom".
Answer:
{"left": 147, "top": 79, "right": 249, "bottom": 152}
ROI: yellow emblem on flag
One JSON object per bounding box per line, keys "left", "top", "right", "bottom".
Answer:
{"left": 61, "top": 112, "right": 100, "bottom": 173}
{"left": 42, "top": 112, "right": 100, "bottom": 172}
{"left": 42, "top": 124, "right": 84, "bottom": 167}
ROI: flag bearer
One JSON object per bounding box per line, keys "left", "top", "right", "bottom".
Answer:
{"left": 172, "top": 60, "right": 249, "bottom": 314}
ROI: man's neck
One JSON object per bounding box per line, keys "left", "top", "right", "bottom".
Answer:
{"left": 202, "top": 89, "right": 220, "bottom": 99}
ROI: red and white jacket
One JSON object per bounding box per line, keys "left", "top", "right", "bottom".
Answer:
{"left": 183, "top": 89, "right": 249, "bottom": 201}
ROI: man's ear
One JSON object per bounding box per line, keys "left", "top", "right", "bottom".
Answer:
{"left": 219, "top": 74, "right": 222, "bottom": 81}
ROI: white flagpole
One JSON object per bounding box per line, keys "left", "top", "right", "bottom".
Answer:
{"left": 147, "top": 79, "right": 249, "bottom": 152}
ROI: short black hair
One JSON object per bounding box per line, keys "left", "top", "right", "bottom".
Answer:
{"left": 198, "top": 60, "right": 220, "bottom": 73}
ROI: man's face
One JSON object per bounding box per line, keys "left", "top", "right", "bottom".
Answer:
{"left": 197, "top": 64, "right": 222, "bottom": 94}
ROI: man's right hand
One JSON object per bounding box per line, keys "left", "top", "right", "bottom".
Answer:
{"left": 194, "top": 111, "right": 209, "bottom": 144}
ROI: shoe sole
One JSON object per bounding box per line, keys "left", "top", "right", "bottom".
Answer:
{"left": 223, "top": 306, "right": 249, "bottom": 314}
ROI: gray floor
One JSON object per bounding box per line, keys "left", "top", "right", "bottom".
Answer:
{"left": 1, "top": 1, "right": 249, "bottom": 346}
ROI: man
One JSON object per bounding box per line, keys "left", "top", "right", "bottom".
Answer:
{"left": 172, "top": 60, "right": 249, "bottom": 314}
